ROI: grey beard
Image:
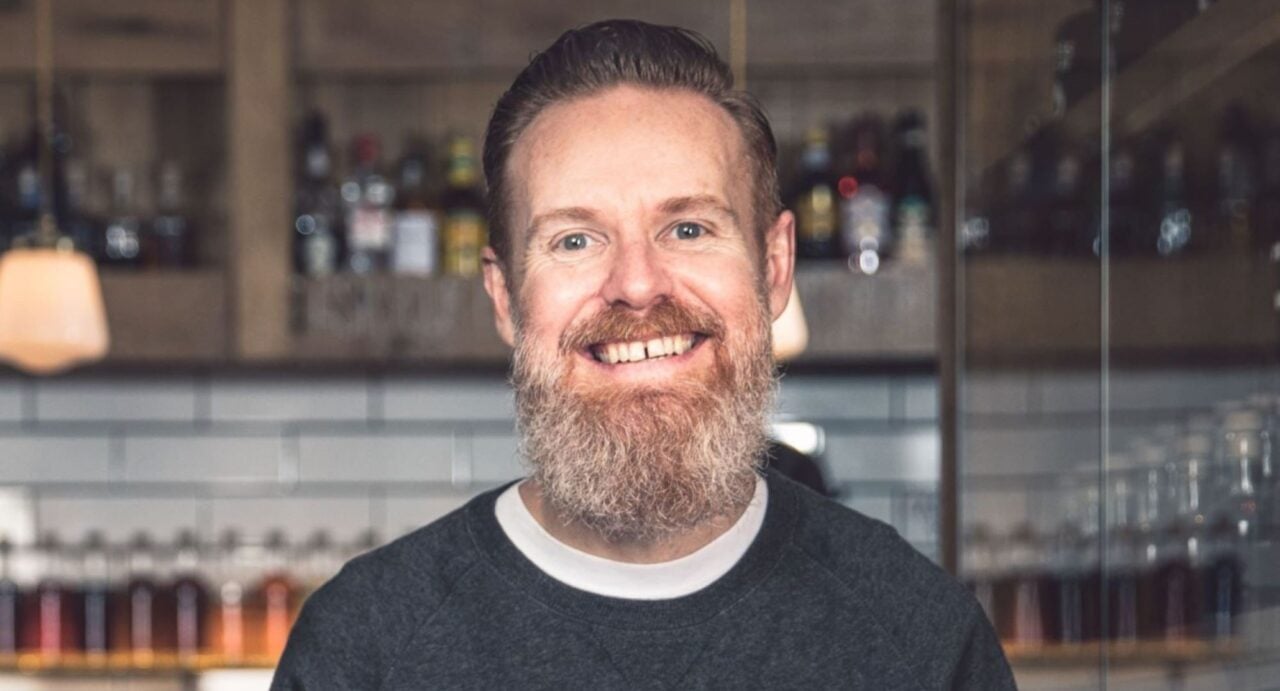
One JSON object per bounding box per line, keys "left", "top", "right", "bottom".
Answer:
{"left": 511, "top": 313, "right": 777, "bottom": 545}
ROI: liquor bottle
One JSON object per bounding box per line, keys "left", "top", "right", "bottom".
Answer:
{"left": 441, "top": 136, "right": 487, "bottom": 277}
{"left": 79, "top": 531, "right": 111, "bottom": 662}
{"left": 342, "top": 134, "right": 395, "bottom": 274}
{"left": 211, "top": 531, "right": 247, "bottom": 664}
{"left": 1154, "top": 131, "right": 1194, "bottom": 256}
{"left": 1216, "top": 105, "right": 1258, "bottom": 252}
{"left": 1051, "top": 7, "right": 1101, "bottom": 116}
{"left": 148, "top": 162, "right": 191, "bottom": 269}
{"left": 1105, "top": 458, "right": 1142, "bottom": 643}
{"left": 991, "top": 150, "right": 1036, "bottom": 253}
{"left": 102, "top": 169, "right": 143, "bottom": 269}
{"left": 170, "top": 531, "right": 210, "bottom": 662}
{"left": 1257, "top": 125, "right": 1280, "bottom": 258}
{"left": 257, "top": 531, "right": 295, "bottom": 660}
{"left": 993, "top": 523, "right": 1050, "bottom": 646}
{"left": 33, "top": 533, "right": 80, "bottom": 662}
{"left": 8, "top": 131, "right": 41, "bottom": 243}
{"left": 890, "top": 111, "right": 934, "bottom": 266}
{"left": 294, "top": 113, "right": 343, "bottom": 277}
{"left": 838, "top": 116, "right": 892, "bottom": 274}
{"left": 789, "top": 126, "right": 839, "bottom": 260}
{"left": 392, "top": 139, "right": 441, "bottom": 275}
{"left": 1108, "top": 139, "right": 1147, "bottom": 255}
{"left": 1035, "top": 125, "right": 1091, "bottom": 256}
{"left": 119, "top": 533, "right": 160, "bottom": 665}
{"left": 63, "top": 159, "right": 100, "bottom": 261}
{"left": 0, "top": 538, "right": 16, "bottom": 657}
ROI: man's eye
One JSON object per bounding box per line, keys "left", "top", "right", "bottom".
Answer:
{"left": 673, "top": 222, "right": 706, "bottom": 240}
{"left": 557, "top": 233, "right": 593, "bottom": 251}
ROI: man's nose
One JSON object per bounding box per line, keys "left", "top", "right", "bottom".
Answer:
{"left": 599, "top": 238, "right": 674, "bottom": 309}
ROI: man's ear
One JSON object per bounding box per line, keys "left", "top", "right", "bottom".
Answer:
{"left": 481, "top": 247, "right": 516, "bottom": 347}
{"left": 763, "top": 210, "right": 796, "bottom": 321}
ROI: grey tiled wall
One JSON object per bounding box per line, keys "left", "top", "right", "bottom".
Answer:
{"left": 0, "top": 372, "right": 940, "bottom": 552}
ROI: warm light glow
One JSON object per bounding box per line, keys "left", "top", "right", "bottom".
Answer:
{"left": 0, "top": 247, "right": 109, "bottom": 374}
{"left": 771, "top": 282, "right": 808, "bottom": 362}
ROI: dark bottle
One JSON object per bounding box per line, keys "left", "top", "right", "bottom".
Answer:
{"left": 790, "top": 126, "right": 840, "bottom": 260}
{"left": 148, "top": 162, "right": 191, "bottom": 269}
{"left": 1034, "top": 126, "right": 1091, "bottom": 256}
{"left": 1154, "top": 131, "right": 1194, "bottom": 256}
{"left": 342, "top": 134, "right": 395, "bottom": 274}
{"left": 890, "top": 110, "right": 934, "bottom": 266}
{"left": 294, "top": 112, "right": 343, "bottom": 277}
{"left": 1256, "top": 127, "right": 1280, "bottom": 259}
{"left": 1108, "top": 140, "right": 1148, "bottom": 255}
{"left": 0, "top": 538, "right": 18, "bottom": 656}
{"left": 392, "top": 139, "right": 441, "bottom": 275}
{"left": 79, "top": 531, "right": 112, "bottom": 661}
{"left": 8, "top": 131, "right": 42, "bottom": 244}
{"left": 63, "top": 159, "right": 101, "bottom": 261}
{"left": 170, "top": 531, "right": 210, "bottom": 662}
{"left": 102, "top": 169, "right": 143, "bottom": 269}
{"left": 256, "top": 531, "right": 296, "bottom": 661}
{"left": 1051, "top": 7, "right": 1102, "bottom": 116}
{"left": 991, "top": 150, "right": 1036, "bottom": 253}
{"left": 441, "top": 136, "right": 487, "bottom": 277}
{"left": 1216, "top": 105, "right": 1259, "bottom": 252}
{"left": 838, "top": 115, "right": 892, "bottom": 274}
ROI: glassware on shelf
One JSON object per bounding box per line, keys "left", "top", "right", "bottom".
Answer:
{"left": 0, "top": 537, "right": 17, "bottom": 657}
{"left": 211, "top": 530, "right": 248, "bottom": 664}
{"left": 79, "top": 531, "right": 112, "bottom": 661}
{"left": 31, "top": 533, "right": 79, "bottom": 662}
{"left": 1106, "top": 453, "right": 1143, "bottom": 644}
{"left": 960, "top": 523, "right": 998, "bottom": 627}
{"left": 170, "top": 530, "right": 210, "bottom": 662}
{"left": 994, "top": 522, "right": 1051, "bottom": 647}
{"left": 118, "top": 532, "right": 161, "bottom": 666}
{"left": 257, "top": 530, "right": 296, "bottom": 661}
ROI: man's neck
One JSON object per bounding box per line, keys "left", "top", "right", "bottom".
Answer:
{"left": 517, "top": 480, "right": 749, "bottom": 564}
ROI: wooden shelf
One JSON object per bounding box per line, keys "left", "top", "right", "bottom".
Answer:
{"left": 792, "top": 261, "right": 937, "bottom": 365}
{"left": 0, "top": 652, "right": 274, "bottom": 676}
{"left": 965, "top": 253, "right": 1279, "bottom": 368}
{"left": 99, "top": 269, "right": 229, "bottom": 364}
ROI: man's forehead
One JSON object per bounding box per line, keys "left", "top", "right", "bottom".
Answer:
{"left": 509, "top": 85, "right": 750, "bottom": 223}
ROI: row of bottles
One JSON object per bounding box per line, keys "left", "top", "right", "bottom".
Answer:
{"left": 964, "top": 393, "right": 1277, "bottom": 648}
{"left": 292, "top": 112, "right": 486, "bottom": 279}
{"left": 785, "top": 109, "right": 935, "bottom": 275}
{"left": 966, "top": 103, "right": 1280, "bottom": 258}
{"left": 0, "top": 528, "right": 377, "bottom": 667}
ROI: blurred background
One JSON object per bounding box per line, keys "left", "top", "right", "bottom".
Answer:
{"left": 0, "top": 0, "right": 1275, "bottom": 689}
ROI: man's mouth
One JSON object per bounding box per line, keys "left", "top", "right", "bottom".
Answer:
{"left": 587, "top": 333, "right": 704, "bottom": 364}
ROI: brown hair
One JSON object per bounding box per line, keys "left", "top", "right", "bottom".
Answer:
{"left": 482, "top": 19, "right": 781, "bottom": 269}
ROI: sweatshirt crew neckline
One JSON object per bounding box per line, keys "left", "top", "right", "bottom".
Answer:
{"left": 465, "top": 469, "right": 800, "bottom": 631}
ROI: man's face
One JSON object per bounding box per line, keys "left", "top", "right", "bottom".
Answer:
{"left": 482, "top": 85, "right": 794, "bottom": 541}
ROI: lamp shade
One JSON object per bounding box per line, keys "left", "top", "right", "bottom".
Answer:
{"left": 0, "top": 247, "right": 109, "bottom": 374}
{"left": 771, "top": 282, "right": 809, "bottom": 363}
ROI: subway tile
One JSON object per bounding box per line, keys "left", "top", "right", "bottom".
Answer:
{"left": 962, "top": 371, "right": 1035, "bottom": 416}
{"left": 776, "top": 376, "right": 892, "bottom": 421}
{"left": 821, "top": 428, "right": 939, "bottom": 483}
{"left": 1038, "top": 371, "right": 1102, "bottom": 415}
{"left": 1107, "top": 368, "right": 1272, "bottom": 413}
{"left": 842, "top": 495, "right": 893, "bottom": 526}
{"left": 901, "top": 376, "right": 938, "bottom": 421}
{"left": 960, "top": 490, "right": 1034, "bottom": 537}
{"left": 123, "top": 435, "right": 282, "bottom": 483}
{"left": 384, "top": 495, "right": 475, "bottom": 537}
{"left": 210, "top": 497, "right": 373, "bottom": 546}
{"left": 471, "top": 433, "right": 524, "bottom": 483}
{"left": 0, "top": 436, "right": 112, "bottom": 482}
{"left": 210, "top": 378, "right": 369, "bottom": 422}
{"left": 298, "top": 434, "right": 453, "bottom": 483}
{"left": 382, "top": 377, "right": 515, "bottom": 422}
{"left": 35, "top": 497, "right": 199, "bottom": 544}
{"left": 0, "top": 378, "right": 23, "bottom": 421}
{"left": 962, "top": 426, "right": 1099, "bottom": 477}
{"left": 35, "top": 377, "right": 197, "bottom": 422}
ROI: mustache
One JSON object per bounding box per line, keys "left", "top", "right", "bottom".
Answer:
{"left": 559, "top": 300, "right": 726, "bottom": 353}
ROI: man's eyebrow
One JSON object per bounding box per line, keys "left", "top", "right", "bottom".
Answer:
{"left": 526, "top": 206, "right": 601, "bottom": 237}
{"left": 657, "top": 195, "right": 739, "bottom": 224}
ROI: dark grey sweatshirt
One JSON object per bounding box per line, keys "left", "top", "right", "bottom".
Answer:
{"left": 272, "top": 470, "right": 1015, "bottom": 689}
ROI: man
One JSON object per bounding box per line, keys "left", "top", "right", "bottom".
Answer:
{"left": 274, "top": 19, "right": 1014, "bottom": 689}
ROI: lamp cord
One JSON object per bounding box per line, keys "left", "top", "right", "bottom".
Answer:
{"left": 34, "top": 0, "right": 59, "bottom": 245}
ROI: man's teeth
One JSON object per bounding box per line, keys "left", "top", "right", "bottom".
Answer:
{"left": 595, "top": 335, "right": 695, "bottom": 364}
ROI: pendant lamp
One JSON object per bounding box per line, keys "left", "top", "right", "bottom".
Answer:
{"left": 0, "top": 0, "right": 109, "bottom": 374}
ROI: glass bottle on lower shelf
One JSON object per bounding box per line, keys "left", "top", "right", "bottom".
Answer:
{"left": 115, "top": 532, "right": 163, "bottom": 666}
{"left": 211, "top": 531, "right": 249, "bottom": 665}
{"left": 79, "top": 531, "right": 112, "bottom": 662}
{"left": 30, "top": 533, "right": 80, "bottom": 663}
{"left": 994, "top": 522, "right": 1050, "bottom": 647}
{"left": 0, "top": 538, "right": 17, "bottom": 658}
{"left": 256, "top": 531, "right": 296, "bottom": 661}
{"left": 170, "top": 530, "right": 211, "bottom": 663}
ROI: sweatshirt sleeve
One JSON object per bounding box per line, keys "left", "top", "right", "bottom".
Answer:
{"left": 271, "top": 565, "right": 385, "bottom": 690}
{"left": 949, "top": 607, "right": 1017, "bottom": 690}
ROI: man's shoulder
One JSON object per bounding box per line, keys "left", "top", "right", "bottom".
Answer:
{"left": 777, "top": 476, "right": 985, "bottom": 646}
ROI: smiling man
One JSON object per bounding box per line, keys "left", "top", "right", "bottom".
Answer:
{"left": 274, "top": 20, "right": 1013, "bottom": 690}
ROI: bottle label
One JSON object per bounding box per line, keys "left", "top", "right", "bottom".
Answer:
{"left": 444, "top": 211, "right": 486, "bottom": 276}
{"left": 349, "top": 207, "right": 392, "bottom": 250}
{"left": 840, "top": 184, "right": 890, "bottom": 255}
{"left": 394, "top": 210, "right": 440, "bottom": 275}
{"left": 796, "top": 185, "right": 836, "bottom": 244}
{"left": 895, "top": 195, "right": 932, "bottom": 264}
